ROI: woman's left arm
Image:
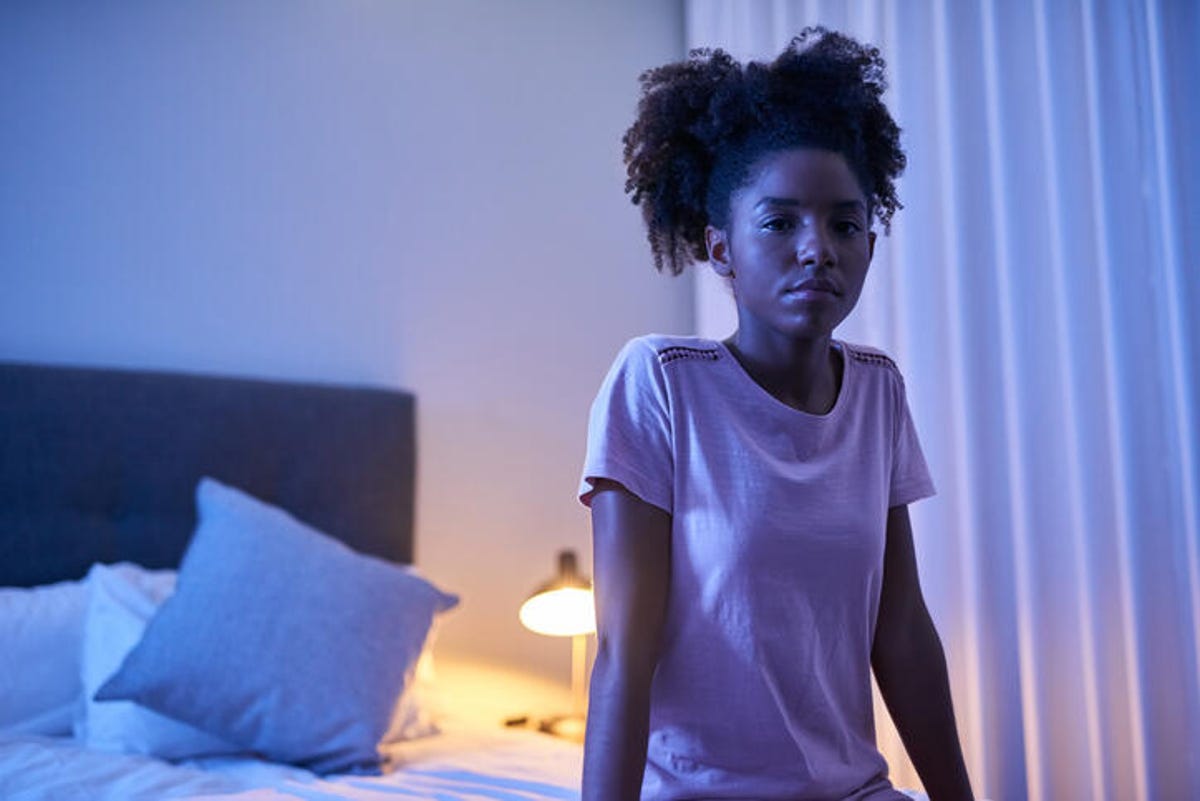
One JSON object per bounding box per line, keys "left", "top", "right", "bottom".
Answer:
{"left": 871, "top": 504, "right": 975, "bottom": 801}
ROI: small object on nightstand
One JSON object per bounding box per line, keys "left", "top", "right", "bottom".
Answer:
{"left": 538, "top": 713, "right": 586, "bottom": 743}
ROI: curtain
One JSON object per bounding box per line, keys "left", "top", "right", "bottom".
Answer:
{"left": 685, "top": 2, "right": 1199, "bottom": 799}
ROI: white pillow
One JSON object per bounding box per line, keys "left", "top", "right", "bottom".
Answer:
{"left": 0, "top": 575, "right": 90, "bottom": 735}
{"left": 75, "top": 562, "right": 243, "bottom": 758}
{"left": 381, "top": 618, "right": 442, "bottom": 742}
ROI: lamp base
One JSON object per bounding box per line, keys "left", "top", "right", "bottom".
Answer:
{"left": 537, "top": 713, "right": 586, "bottom": 743}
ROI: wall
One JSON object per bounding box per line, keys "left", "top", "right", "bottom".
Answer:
{"left": 0, "top": 0, "right": 691, "bottom": 684}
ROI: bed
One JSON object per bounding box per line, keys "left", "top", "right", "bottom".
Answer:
{"left": 0, "top": 360, "right": 582, "bottom": 800}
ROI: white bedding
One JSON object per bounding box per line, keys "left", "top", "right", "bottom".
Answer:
{"left": 1, "top": 573, "right": 583, "bottom": 801}
{"left": 0, "top": 719, "right": 582, "bottom": 801}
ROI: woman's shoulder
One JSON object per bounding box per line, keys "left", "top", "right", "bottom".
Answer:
{"left": 839, "top": 341, "right": 912, "bottom": 408}
{"left": 620, "top": 334, "right": 723, "bottom": 367}
{"left": 840, "top": 340, "right": 901, "bottom": 374}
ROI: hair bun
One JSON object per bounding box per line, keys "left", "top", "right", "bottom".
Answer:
{"left": 623, "top": 26, "right": 905, "bottom": 276}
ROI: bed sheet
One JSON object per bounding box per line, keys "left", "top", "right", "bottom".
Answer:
{"left": 0, "top": 720, "right": 582, "bottom": 801}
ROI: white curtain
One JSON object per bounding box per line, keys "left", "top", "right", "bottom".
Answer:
{"left": 686, "top": 2, "right": 1199, "bottom": 799}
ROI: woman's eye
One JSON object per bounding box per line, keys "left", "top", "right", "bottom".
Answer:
{"left": 762, "top": 217, "right": 794, "bottom": 232}
{"left": 834, "top": 220, "right": 862, "bottom": 235}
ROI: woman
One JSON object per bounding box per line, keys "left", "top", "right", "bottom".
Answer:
{"left": 578, "top": 29, "right": 975, "bottom": 801}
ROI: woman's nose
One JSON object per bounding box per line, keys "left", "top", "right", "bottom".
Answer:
{"left": 797, "top": 228, "right": 835, "bottom": 267}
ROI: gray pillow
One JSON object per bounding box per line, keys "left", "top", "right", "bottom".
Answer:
{"left": 96, "top": 477, "right": 458, "bottom": 775}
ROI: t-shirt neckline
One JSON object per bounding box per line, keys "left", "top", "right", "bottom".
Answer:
{"left": 714, "top": 338, "right": 850, "bottom": 421}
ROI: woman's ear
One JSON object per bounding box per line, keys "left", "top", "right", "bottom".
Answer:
{"left": 705, "top": 225, "right": 733, "bottom": 278}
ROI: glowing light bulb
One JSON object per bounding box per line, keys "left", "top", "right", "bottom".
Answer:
{"left": 518, "top": 587, "right": 596, "bottom": 637}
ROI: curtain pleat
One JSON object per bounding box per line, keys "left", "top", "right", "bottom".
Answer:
{"left": 1029, "top": 1, "right": 1108, "bottom": 795}
{"left": 686, "top": 2, "right": 1199, "bottom": 799}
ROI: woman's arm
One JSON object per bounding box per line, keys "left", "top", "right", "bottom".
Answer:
{"left": 582, "top": 479, "right": 672, "bottom": 801}
{"left": 871, "top": 505, "right": 975, "bottom": 801}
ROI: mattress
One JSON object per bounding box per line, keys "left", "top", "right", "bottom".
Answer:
{"left": 0, "top": 717, "right": 582, "bottom": 801}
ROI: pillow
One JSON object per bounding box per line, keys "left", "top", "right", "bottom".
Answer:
{"left": 96, "top": 477, "right": 459, "bottom": 775}
{"left": 80, "top": 562, "right": 438, "bottom": 757}
{"left": 0, "top": 576, "right": 89, "bottom": 735}
{"left": 381, "top": 619, "right": 442, "bottom": 742}
{"left": 77, "top": 562, "right": 243, "bottom": 759}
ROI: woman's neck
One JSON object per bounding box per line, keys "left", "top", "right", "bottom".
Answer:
{"left": 723, "top": 330, "right": 842, "bottom": 415}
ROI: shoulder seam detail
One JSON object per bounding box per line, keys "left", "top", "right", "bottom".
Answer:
{"left": 846, "top": 346, "right": 898, "bottom": 371}
{"left": 656, "top": 345, "right": 720, "bottom": 365}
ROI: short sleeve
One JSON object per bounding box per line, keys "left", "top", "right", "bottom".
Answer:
{"left": 889, "top": 372, "right": 936, "bottom": 508}
{"left": 578, "top": 339, "right": 674, "bottom": 514}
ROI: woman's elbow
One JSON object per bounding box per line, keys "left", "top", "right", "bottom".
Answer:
{"left": 872, "top": 603, "right": 942, "bottom": 672}
{"left": 592, "top": 630, "right": 659, "bottom": 693}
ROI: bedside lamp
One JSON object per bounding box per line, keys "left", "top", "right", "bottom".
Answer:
{"left": 518, "top": 549, "right": 595, "bottom": 739}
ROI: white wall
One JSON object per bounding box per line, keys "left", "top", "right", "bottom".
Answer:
{"left": 0, "top": 1, "right": 691, "bottom": 684}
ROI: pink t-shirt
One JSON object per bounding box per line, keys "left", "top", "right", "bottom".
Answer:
{"left": 580, "top": 334, "right": 935, "bottom": 801}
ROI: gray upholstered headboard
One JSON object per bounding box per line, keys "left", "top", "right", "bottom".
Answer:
{"left": 0, "top": 361, "right": 416, "bottom": 588}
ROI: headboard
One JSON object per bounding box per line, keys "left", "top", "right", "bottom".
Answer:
{"left": 0, "top": 361, "right": 416, "bottom": 587}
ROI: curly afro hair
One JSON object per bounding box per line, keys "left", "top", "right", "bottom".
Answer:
{"left": 623, "top": 27, "right": 905, "bottom": 275}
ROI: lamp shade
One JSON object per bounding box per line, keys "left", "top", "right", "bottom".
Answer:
{"left": 518, "top": 550, "right": 596, "bottom": 637}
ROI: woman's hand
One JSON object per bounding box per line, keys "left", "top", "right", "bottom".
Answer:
{"left": 582, "top": 479, "right": 672, "bottom": 801}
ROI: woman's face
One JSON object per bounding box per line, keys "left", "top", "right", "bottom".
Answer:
{"left": 705, "top": 148, "right": 875, "bottom": 345}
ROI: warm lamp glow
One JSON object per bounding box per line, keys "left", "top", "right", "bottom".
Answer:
{"left": 519, "top": 587, "right": 596, "bottom": 637}
{"left": 519, "top": 549, "right": 597, "bottom": 729}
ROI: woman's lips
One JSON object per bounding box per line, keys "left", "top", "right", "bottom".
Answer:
{"left": 783, "top": 280, "right": 839, "bottom": 298}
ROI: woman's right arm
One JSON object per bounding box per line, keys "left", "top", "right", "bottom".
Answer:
{"left": 582, "top": 478, "right": 672, "bottom": 801}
